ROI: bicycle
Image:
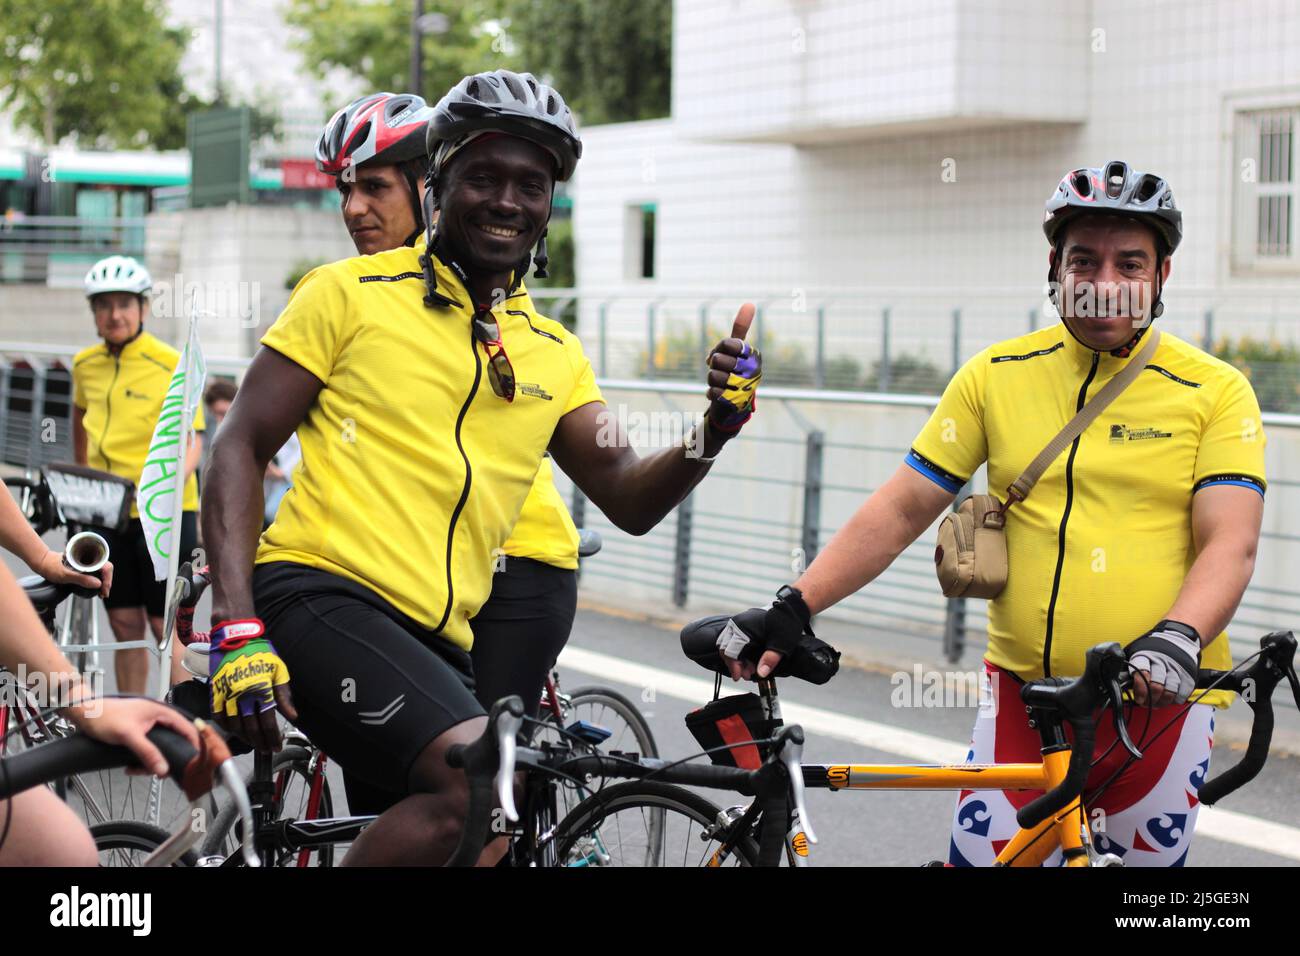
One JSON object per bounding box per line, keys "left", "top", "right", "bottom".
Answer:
{"left": 2, "top": 532, "right": 156, "bottom": 829}
{"left": 122, "top": 538, "right": 659, "bottom": 867}
{"left": 446, "top": 623, "right": 1300, "bottom": 867}
{"left": 0, "top": 704, "right": 256, "bottom": 868}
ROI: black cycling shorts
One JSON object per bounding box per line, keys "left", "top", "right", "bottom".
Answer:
{"left": 94, "top": 513, "right": 198, "bottom": 617}
{"left": 469, "top": 557, "right": 578, "bottom": 720}
{"left": 341, "top": 556, "right": 578, "bottom": 817}
{"left": 252, "top": 561, "right": 484, "bottom": 796}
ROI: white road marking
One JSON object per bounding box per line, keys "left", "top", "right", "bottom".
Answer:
{"left": 559, "top": 644, "right": 1300, "bottom": 863}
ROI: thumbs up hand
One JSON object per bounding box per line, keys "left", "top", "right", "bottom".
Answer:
{"left": 705, "top": 302, "right": 762, "bottom": 432}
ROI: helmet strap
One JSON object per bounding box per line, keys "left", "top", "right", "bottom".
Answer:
{"left": 420, "top": 179, "right": 455, "bottom": 309}
{"left": 400, "top": 161, "right": 425, "bottom": 248}
{"left": 532, "top": 228, "right": 549, "bottom": 279}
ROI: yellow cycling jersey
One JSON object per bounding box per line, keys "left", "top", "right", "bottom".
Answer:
{"left": 501, "top": 456, "right": 579, "bottom": 570}
{"left": 908, "top": 325, "right": 1266, "bottom": 708}
{"left": 255, "top": 242, "right": 604, "bottom": 651}
{"left": 72, "top": 330, "right": 205, "bottom": 515}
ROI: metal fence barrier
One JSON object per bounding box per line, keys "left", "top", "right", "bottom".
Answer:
{"left": 4, "top": 344, "right": 1295, "bottom": 667}
{"left": 554, "top": 381, "right": 1299, "bottom": 666}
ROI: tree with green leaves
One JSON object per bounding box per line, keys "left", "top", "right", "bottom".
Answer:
{"left": 500, "top": 0, "right": 671, "bottom": 125}
{"left": 285, "top": 0, "right": 670, "bottom": 126}
{"left": 0, "top": 0, "right": 201, "bottom": 148}
{"left": 285, "top": 0, "right": 503, "bottom": 108}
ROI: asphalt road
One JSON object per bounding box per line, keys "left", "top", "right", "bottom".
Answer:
{"left": 561, "top": 601, "right": 1300, "bottom": 867}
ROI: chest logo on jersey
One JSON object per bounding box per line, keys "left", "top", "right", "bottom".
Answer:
{"left": 518, "top": 383, "right": 553, "bottom": 401}
{"left": 124, "top": 388, "right": 152, "bottom": 401}
{"left": 1109, "top": 424, "right": 1172, "bottom": 444}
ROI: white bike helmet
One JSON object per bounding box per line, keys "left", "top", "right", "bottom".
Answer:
{"left": 85, "top": 256, "right": 153, "bottom": 298}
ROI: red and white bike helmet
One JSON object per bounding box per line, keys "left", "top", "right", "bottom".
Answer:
{"left": 316, "top": 92, "right": 433, "bottom": 176}
{"left": 317, "top": 92, "right": 434, "bottom": 245}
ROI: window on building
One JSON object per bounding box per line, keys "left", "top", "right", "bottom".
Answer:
{"left": 624, "top": 202, "right": 656, "bottom": 280}
{"left": 1233, "top": 107, "right": 1299, "bottom": 273}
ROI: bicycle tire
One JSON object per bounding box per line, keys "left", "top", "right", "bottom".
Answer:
{"left": 532, "top": 685, "right": 659, "bottom": 758}
{"left": 554, "top": 780, "right": 759, "bottom": 867}
{"left": 90, "top": 820, "right": 198, "bottom": 867}
{"left": 199, "top": 746, "right": 336, "bottom": 867}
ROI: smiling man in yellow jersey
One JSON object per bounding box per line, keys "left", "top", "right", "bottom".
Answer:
{"left": 714, "top": 162, "right": 1265, "bottom": 867}
{"left": 310, "top": 90, "right": 589, "bottom": 819}
{"left": 72, "top": 256, "right": 204, "bottom": 695}
{"left": 203, "top": 71, "right": 762, "bottom": 865}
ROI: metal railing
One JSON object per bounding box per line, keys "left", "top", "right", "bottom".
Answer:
{"left": 524, "top": 286, "right": 1300, "bottom": 414}
{"left": 551, "top": 379, "right": 1299, "bottom": 665}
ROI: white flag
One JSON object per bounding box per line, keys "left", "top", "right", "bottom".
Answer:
{"left": 138, "top": 308, "right": 207, "bottom": 582}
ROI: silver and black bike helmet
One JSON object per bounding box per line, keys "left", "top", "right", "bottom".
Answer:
{"left": 427, "top": 70, "right": 582, "bottom": 183}
{"left": 1043, "top": 160, "right": 1182, "bottom": 255}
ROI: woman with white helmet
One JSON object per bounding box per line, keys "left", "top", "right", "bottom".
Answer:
{"left": 72, "top": 255, "right": 205, "bottom": 696}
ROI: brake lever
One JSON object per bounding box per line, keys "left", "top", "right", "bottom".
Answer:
{"left": 777, "top": 725, "right": 816, "bottom": 846}
{"left": 218, "top": 760, "right": 261, "bottom": 867}
{"left": 1107, "top": 677, "right": 1143, "bottom": 760}
{"left": 495, "top": 704, "right": 524, "bottom": 823}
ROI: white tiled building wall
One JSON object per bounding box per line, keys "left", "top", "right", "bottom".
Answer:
{"left": 572, "top": 0, "right": 1300, "bottom": 376}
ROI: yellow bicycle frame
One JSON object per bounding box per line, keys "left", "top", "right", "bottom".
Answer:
{"left": 807, "top": 748, "right": 1092, "bottom": 866}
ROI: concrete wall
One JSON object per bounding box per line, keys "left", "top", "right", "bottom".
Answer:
{"left": 672, "top": 0, "right": 1090, "bottom": 143}
{"left": 572, "top": 0, "right": 1300, "bottom": 377}
{"left": 146, "top": 205, "right": 356, "bottom": 356}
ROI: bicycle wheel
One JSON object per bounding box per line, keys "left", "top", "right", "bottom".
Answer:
{"left": 532, "top": 685, "right": 659, "bottom": 757}
{"left": 531, "top": 684, "right": 661, "bottom": 826}
{"left": 90, "top": 820, "right": 198, "bottom": 867}
{"left": 554, "top": 781, "right": 759, "bottom": 867}
{"left": 199, "top": 746, "right": 337, "bottom": 867}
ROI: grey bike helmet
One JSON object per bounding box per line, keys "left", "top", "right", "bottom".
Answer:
{"left": 427, "top": 70, "right": 582, "bottom": 183}
{"left": 1043, "top": 160, "right": 1182, "bottom": 255}
{"left": 419, "top": 71, "right": 582, "bottom": 305}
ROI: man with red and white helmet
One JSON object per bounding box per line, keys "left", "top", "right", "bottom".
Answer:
{"left": 316, "top": 92, "right": 434, "bottom": 254}
{"left": 203, "top": 69, "right": 762, "bottom": 864}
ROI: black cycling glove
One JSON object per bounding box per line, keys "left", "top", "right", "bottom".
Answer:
{"left": 717, "top": 586, "right": 812, "bottom": 664}
{"left": 1125, "top": 620, "right": 1202, "bottom": 704}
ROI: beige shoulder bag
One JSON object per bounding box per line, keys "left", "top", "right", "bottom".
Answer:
{"left": 935, "top": 329, "right": 1160, "bottom": 599}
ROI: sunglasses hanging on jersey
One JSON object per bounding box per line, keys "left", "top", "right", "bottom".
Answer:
{"left": 472, "top": 312, "right": 516, "bottom": 402}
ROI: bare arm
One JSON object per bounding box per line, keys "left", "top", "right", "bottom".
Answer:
{"left": 795, "top": 463, "right": 955, "bottom": 614}
{"left": 0, "top": 485, "right": 57, "bottom": 571}
{"left": 549, "top": 402, "right": 722, "bottom": 536}
{"left": 72, "top": 406, "right": 87, "bottom": 465}
{"left": 550, "top": 304, "right": 757, "bottom": 536}
{"left": 1163, "top": 485, "right": 1263, "bottom": 644}
{"left": 0, "top": 561, "right": 198, "bottom": 769}
{"left": 203, "top": 348, "right": 322, "bottom": 622}
{"left": 184, "top": 432, "right": 203, "bottom": 480}
{"left": 0, "top": 472, "right": 107, "bottom": 593}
